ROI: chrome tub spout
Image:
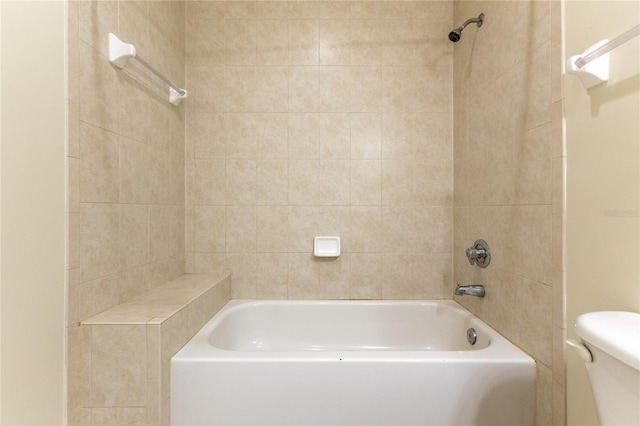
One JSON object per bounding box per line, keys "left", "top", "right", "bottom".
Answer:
{"left": 455, "top": 284, "right": 485, "bottom": 297}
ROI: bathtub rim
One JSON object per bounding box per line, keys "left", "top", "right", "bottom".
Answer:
{"left": 172, "top": 299, "right": 534, "bottom": 364}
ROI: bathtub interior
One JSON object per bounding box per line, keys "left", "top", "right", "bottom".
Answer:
{"left": 208, "top": 300, "right": 491, "bottom": 351}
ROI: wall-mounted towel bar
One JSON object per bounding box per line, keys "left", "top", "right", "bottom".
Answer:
{"left": 567, "top": 24, "right": 640, "bottom": 89}
{"left": 108, "top": 33, "right": 188, "bottom": 106}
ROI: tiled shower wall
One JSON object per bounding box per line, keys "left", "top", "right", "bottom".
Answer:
{"left": 66, "top": 1, "right": 186, "bottom": 423}
{"left": 452, "top": 1, "right": 565, "bottom": 425}
{"left": 184, "top": 1, "right": 455, "bottom": 299}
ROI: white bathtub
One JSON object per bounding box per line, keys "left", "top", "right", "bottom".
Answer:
{"left": 171, "top": 300, "right": 535, "bottom": 426}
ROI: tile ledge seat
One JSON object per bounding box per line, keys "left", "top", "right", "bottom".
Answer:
{"left": 81, "top": 270, "right": 231, "bottom": 326}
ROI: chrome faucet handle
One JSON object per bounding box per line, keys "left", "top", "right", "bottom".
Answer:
{"left": 465, "top": 239, "right": 491, "bottom": 268}
{"left": 466, "top": 247, "right": 486, "bottom": 262}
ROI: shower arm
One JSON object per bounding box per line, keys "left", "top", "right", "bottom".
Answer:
{"left": 459, "top": 14, "right": 484, "bottom": 30}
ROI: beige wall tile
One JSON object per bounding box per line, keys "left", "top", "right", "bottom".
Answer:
{"left": 318, "top": 160, "right": 350, "bottom": 205}
{"left": 380, "top": 253, "right": 414, "bottom": 298}
{"left": 191, "top": 113, "right": 225, "bottom": 159}
{"left": 287, "top": 206, "right": 317, "bottom": 252}
{"left": 68, "top": 213, "right": 81, "bottom": 270}
{"left": 256, "top": 253, "right": 289, "bottom": 298}
{"left": 316, "top": 206, "right": 351, "bottom": 252}
{"left": 67, "top": 98, "right": 81, "bottom": 158}
{"left": 148, "top": 148, "right": 172, "bottom": 204}
{"left": 413, "top": 160, "right": 445, "bottom": 205}
{"left": 351, "top": 1, "right": 410, "bottom": 19}
{"left": 380, "top": 20, "right": 413, "bottom": 66}
{"left": 350, "top": 253, "right": 382, "bottom": 299}
{"left": 510, "top": 205, "right": 552, "bottom": 285}
{"left": 351, "top": 160, "right": 381, "bottom": 206}
{"left": 514, "top": 124, "right": 552, "bottom": 204}
{"left": 78, "top": 42, "right": 119, "bottom": 132}
{"left": 553, "top": 324, "right": 566, "bottom": 386}
{"left": 289, "top": 67, "right": 319, "bottom": 112}
{"left": 319, "top": 66, "right": 351, "bottom": 112}
{"left": 514, "top": 0, "right": 550, "bottom": 64}
{"left": 160, "top": 308, "right": 189, "bottom": 400}
{"left": 225, "top": 19, "right": 256, "bottom": 66}
{"left": 91, "top": 324, "right": 146, "bottom": 407}
{"left": 256, "top": 67, "right": 289, "bottom": 112}
{"left": 225, "top": 206, "right": 257, "bottom": 252}
{"left": 289, "top": 20, "right": 319, "bottom": 65}
{"left": 412, "top": 253, "right": 451, "bottom": 299}
{"left": 319, "top": 20, "right": 352, "bottom": 66}
{"left": 514, "top": 279, "right": 553, "bottom": 367}
{"left": 120, "top": 204, "right": 149, "bottom": 270}
{"left": 118, "top": 265, "right": 150, "bottom": 304}
{"left": 91, "top": 407, "right": 146, "bottom": 426}
{"left": 289, "top": 113, "right": 319, "bottom": 158}
{"left": 66, "top": 325, "right": 79, "bottom": 425}
{"left": 350, "top": 66, "right": 381, "bottom": 112}
{"left": 256, "top": 20, "right": 288, "bottom": 65}
{"left": 289, "top": 160, "right": 319, "bottom": 205}
{"left": 193, "top": 159, "right": 225, "bottom": 205}
{"left": 227, "top": 253, "right": 257, "bottom": 298}
{"left": 147, "top": 98, "right": 172, "bottom": 151}
{"left": 381, "top": 112, "right": 413, "bottom": 159}
{"left": 351, "top": 113, "right": 381, "bottom": 159}
{"left": 318, "top": 113, "right": 350, "bottom": 159}
{"left": 350, "top": 206, "right": 381, "bottom": 253}
{"left": 147, "top": 379, "right": 162, "bottom": 426}
{"left": 256, "top": 114, "right": 289, "bottom": 158}
{"left": 119, "top": 137, "right": 151, "bottom": 204}
{"left": 67, "top": 157, "right": 81, "bottom": 213}
{"left": 118, "top": 78, "right": 149, "bottom": 144}
{"left": 186, "top": 3, "right": 225, "bottom": 66}
{"left": 381, "top": 206, "right": 414, "bottom": 253}
{"left": 189, "top": 66, "right": 225, "bottom": 113}
{"left": 224, "top": 66, "right": 257, "bottom": 112}
{"left": 514, "top": 42, "right": 551, "bottom": 133}
{"left": 257, "top": 160, "right": 289, "bottom": 206}
{"left": 382, "top": 159, "right": 413, "bottom": 205}
{"left": 79, "top": 274, "right": 120, "bottom": 322}
{"left": 382, "top": 67, "right": 414, "bottom": 112}
{"left": 194, "top": 206, "right": 225, "bottom": 252}
{"left": 80, "top": 203, "right": 120, "bottom": 282}
{"left": 225, "top": 113, "right": 257, "bottom": 158}
{"left": 536, "top": 362, "right": 553, "bottom": 426}
{"left": 225, "top": 159, "right": 257, "bottom": 205}
{"left": 289, "top": 2, "right": 350, "bottom": 19}
{"left": 350, "top": 20, "right": 382, "bottom": 66}
{"left": 552, "top": 380, "right": 566, "bottom": 426}
{"left": 469, "top": 73, "right": 514, "bottom": 149}
{"left": 79, "top": 0, "right": 117, "bottom": 56}
{"left": 80, "top": 123, "right": 119, "bottom": 203}
{"left": 149, "top": 205, "right": 172, "bottom": 262}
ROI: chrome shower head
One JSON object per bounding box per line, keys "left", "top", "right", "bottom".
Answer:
{"left": 449, "top": 13, "right": 484, "bottom": 43}
{"left": 448, "top": 28, "right": 462, "bottom": 42}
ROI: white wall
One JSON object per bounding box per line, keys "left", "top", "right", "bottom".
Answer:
{"left": 0, "top": 1, "right": 66, "bottom": 423}
{"left": 565, "top": 1, "right": 640, "bottom": 425}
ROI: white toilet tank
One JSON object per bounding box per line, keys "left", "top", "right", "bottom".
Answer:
{"left": 574, "top": 311, "right": 640, "bottom": 426}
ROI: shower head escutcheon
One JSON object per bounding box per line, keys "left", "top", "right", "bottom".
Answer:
{"left": 448, "top": 13, "right": 484, "bottom": 43}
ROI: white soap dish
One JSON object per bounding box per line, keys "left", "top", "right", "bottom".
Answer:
{"left": 314, "top": 237, "right": 340, "bottom": 257}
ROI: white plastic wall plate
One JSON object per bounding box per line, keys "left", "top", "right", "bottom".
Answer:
{"left": 566, "top": 39, "right": 609, "bottom": 90}
{"left": 170, "top": 87, "right": 188, "bottom": 106}
{"left": 314, "top": 237, "right": 340, "bottom": 257}
{"left": 108, "top": 33, "right": 136, "bottom": 69}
